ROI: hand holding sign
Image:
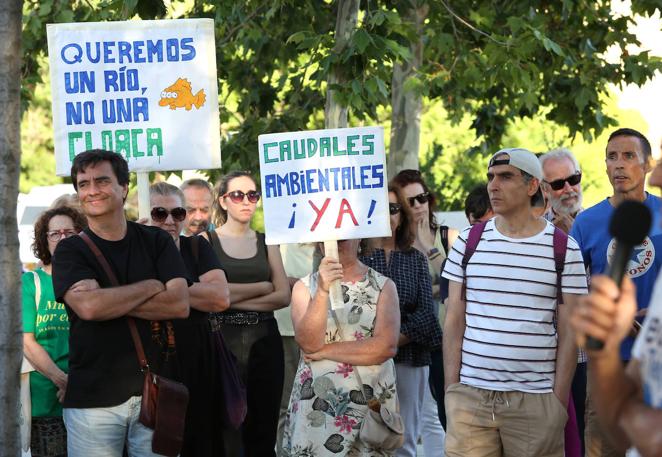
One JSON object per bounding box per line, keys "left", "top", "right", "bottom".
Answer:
{"left": 259, "top": 127, "right": 390, "bottom": 309}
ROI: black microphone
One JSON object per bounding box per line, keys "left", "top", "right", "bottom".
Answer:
{"left": 586, "top": 200, "right": 652, "bottom": 350}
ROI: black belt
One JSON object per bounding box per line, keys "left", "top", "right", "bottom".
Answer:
{"left": 210, "top": 311, "right": 274, "bottom": 327}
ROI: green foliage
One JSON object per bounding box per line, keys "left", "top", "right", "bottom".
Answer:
{"left": 19, "top": 0, "right": 662, "bottom": 216}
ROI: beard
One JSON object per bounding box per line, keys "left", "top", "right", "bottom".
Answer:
{"left": 188, "top": 219, "right": 209, "bottom": 234}
{"left": 551, "top": 191, "right": 582, "bottom": 216}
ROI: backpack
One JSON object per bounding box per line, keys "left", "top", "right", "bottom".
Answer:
{"left": 460, "top": 221, "right": 568, "bottom": 304}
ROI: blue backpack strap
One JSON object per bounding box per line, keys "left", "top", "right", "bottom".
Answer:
{"left": 552, "top": 226, "right": 568, "bottom": 304}
{"left": 461, "top": 221, "right": 487, "bottom": 301}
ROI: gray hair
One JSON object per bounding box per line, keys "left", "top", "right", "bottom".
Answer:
{"left": 149, "top": 182, "right": 185, "bottom": 205}
{"left": 180, "top": 178, "right": 212, "bottom": 193}
{"left": 539, "top": 148, "right": 581, "bottom": 174}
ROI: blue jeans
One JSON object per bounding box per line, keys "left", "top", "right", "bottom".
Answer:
{"left": 64, "top": 396, "right": 165, "bottom": 457}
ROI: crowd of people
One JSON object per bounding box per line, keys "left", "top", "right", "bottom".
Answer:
{"left": 20, "top": 126, "right": 662, "bottom": 457}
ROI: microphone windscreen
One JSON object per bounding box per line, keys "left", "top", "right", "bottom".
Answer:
{"left": 609, "top": 200, "right": 652, "bottom": 246}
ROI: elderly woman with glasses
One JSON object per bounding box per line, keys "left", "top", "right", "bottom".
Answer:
{"left": 22, "top": 205, "right": 86, "bottom": 457}
{"left": 147, "top": 182, "right": 230, "bottom": 457}
{"left": 203, "top": 171, "right": 290, "bottom": 457}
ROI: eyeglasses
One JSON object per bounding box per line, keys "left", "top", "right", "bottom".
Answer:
{"left": 545, "top": 172, "right": 582, "bottom": 191}
{"left": 407, "top": 192, "right": 430, "bottom": 207}
{"left": 389, "top": 203, "right": 402, "bottom": 215}
{"left": 223, "top": 190, "right": 261, "bottom": 204}
{"left": 151, "top": 206, "right": 187, "bottom": 223}
{"left": 46, "top": 229, "right": 77, "bottom": 242}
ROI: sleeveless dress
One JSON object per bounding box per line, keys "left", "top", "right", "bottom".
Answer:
{"left": 283, "top": 268, "right": 399, "bottom": 456}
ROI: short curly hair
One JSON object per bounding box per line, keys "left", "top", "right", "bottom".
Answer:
{"left": 32, "top": 206, "right": 87, "bottom": 265}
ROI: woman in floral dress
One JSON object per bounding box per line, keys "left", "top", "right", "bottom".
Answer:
{"left": 284, "top": 239, "right": 401, "bottom": 456}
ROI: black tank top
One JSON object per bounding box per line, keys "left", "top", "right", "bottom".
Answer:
{"left": 208, "top": 230, "right": 271, "bottom": 284}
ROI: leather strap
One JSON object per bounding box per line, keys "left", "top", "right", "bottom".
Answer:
{"left": 79, "top": 231, "right": 150, "bottom": 371}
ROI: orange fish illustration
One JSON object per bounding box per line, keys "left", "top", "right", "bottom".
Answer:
{"left": 159, "top": 78, "right": 206, "bottom": 111}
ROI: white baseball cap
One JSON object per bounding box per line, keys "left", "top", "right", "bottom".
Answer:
{"left": 489, "top": 148, "right": 545, "bottom": 206}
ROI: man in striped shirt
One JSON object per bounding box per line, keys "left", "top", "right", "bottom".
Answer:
{"left": 442, "top": 148, "right": 588, "bottom": 457}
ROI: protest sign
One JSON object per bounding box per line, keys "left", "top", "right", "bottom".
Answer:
{"left": 47, "top": 19, "right": 220, "bottom": 176}
{"left": 258, "top": 126, "right": 390, "bottom": 245}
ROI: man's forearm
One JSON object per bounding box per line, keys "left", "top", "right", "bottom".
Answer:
{"left": 589, "top": 353, "right": 637, "bottom": 452}
{"left": 66, "top": 279, "right": 163, "bottom": 321}
{"left": 443, "top": 316, "right": 464, "bottom": 390}
{"left": 129, "top": 279, "right": 189, "bottom": 320}
{"left": 553, "top": 329, "right": 576, "bottom": 407}
{"left": 619, "top": 395, "right": 662, "bottom": 456}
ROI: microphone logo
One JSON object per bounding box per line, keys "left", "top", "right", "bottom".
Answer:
{"left": 606, "top": 236, "right": 655, "bottom": 278}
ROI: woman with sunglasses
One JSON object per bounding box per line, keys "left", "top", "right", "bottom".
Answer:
{"left": 22, "top": 205, "right": 86, "bottom": 457}
{"left": 204, "top": 171, "right": 290, "bottom": 457}
{"left": 360, "top": 186, "right": 443, "bottom": 457}
{"left": 391, "top": 169, "right": 450, "bottom": 440}
{"left": 147, "top": 182, "right": 230, "bottom": 457}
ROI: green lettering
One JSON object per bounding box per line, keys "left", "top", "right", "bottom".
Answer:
{"left": 146, "top": 128, "right": 163, "bottom": 157}
{"left": 362, "top": 134, "right": 375, "bottom": 155}
{"left": 263, "top": 142, "right": 278, "bottom": 163}
{"left": 131, "top": 129, "right": 144, "bottom": 157}
{"left": 306, "top": 138, "right": 318, "bottom": 158}
{"left": 347, "top": 135, "right": 359, "bottom": 155}
{"left": 279, "top": 140, "right": 292, "bottom": 162}
{"left": 332, "top": 136, "right": 347, "bottom": 156}
{"left": 320, "top": 137, "right": 331, "bottom": 157}
{"left": 293, "top": 139, "right": 306, "bottom": 159}
{"left": 68, "top": 132, "right": 83, "bottom": 161}
{"left": 102, "top": 130, "right": 113, "bottom": 150}
{"left": 115, "top": 130, "right": 131, "bottom": 159}
{"left": 84, "top": 131, "right": 93, "bottom": 150}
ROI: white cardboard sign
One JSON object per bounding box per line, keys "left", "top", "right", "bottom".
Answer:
{"left": 47, "top": 19, "right": 221, "bottom": 176}
{"left": 258, "top": 126, "right": 390, "bottom": 245}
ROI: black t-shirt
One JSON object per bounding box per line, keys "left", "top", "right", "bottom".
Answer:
{"left": 52, "top": 221, "right": 188, "bottom": 408}
{"left": 177, "top": 235, "right": 223, "bottom": 324}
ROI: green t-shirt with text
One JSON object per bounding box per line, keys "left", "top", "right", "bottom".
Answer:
{"left": 22, "top": 268, "right": 69, "bottom": 417}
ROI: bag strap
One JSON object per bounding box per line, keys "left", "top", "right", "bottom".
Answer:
{"left": 208, "top": 229, "right": 222, "bottom": 257}
{"left": 440, "top": 225, "right": 449, "bottom": 255}
{"left": 191, "top": 234, "right": 200, "bottom": 264}
{"left": 32, "top": 271, "right": 41, "bottom": 310}
{"left": 552, "top": 226, "right": 568, "bottom": 305}
{"left": 461, "top": 221, "right": 487, "bottom": 301}
{"left": 79, "top": 231, "right": 150, "bottom": 372}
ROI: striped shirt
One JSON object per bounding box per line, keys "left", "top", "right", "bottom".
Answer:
{"left": 442, "top": 219, "right": 588, "bottom": 393}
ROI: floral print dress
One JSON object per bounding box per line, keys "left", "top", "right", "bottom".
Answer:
{"left": 283, "top": 268, "right": 399, "bottom": 456}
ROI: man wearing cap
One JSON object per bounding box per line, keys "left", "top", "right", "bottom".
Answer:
{"left": 442, "top": 148, "right": 588, "bottom": 456}
{"left": 570, "top": 128, "right": 662, "bottom": 457}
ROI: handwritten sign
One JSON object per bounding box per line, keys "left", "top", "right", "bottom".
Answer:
{"left": 259, "top": 127, "right": 390, "bottom": 245}
{"left": 47, "top": 19, "right": 221, "bottom": 176}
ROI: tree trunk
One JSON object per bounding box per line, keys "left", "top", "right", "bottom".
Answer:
{"left": 388, "top": 1, "right": 428, "bottom": 176}
{"left": 0, "top": 0, "right": 24, "bottom": 453}
{"left": 325, "top": 0, "right": 359, "bottom": 129}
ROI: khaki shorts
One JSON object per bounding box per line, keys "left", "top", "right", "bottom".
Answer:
{"left": 445, "top": 383, "right": 567, "bottom": 457}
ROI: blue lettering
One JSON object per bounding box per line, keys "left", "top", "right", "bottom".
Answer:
{"left": 180, "top": 37, "right": 196, "bottom": 61}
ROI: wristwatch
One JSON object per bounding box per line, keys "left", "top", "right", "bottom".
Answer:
{"left": 427, "top": 247, "right": 440, "bottom": 258}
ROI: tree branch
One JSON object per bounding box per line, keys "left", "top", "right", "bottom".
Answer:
{"left": 439, "top": 0, "right": 508, "bottom": 46}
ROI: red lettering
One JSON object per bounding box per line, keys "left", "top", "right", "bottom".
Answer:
{"left": 335, "top": 198, "right": 359, "bottom": 229}
{"left": 309, "top": 198, "right": 331, "bottom": 231}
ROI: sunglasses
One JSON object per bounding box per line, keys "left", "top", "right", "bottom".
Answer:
{"left": 545, "top": 172, "right": 582, "bottom": 191}
{"left": 151, "top": 206, "right": 187, "bottom": 223}
{"left": 223, "top": 190, "right": 261, "bottom": 204}
{"left": 46, "top": 229, "right": 77, "bottom": 242}
{"left": 389, "top": 203, "right": 402, "bottom": 215}
{"left": 407, "top": 192, "right": 430, "bottom": 207}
